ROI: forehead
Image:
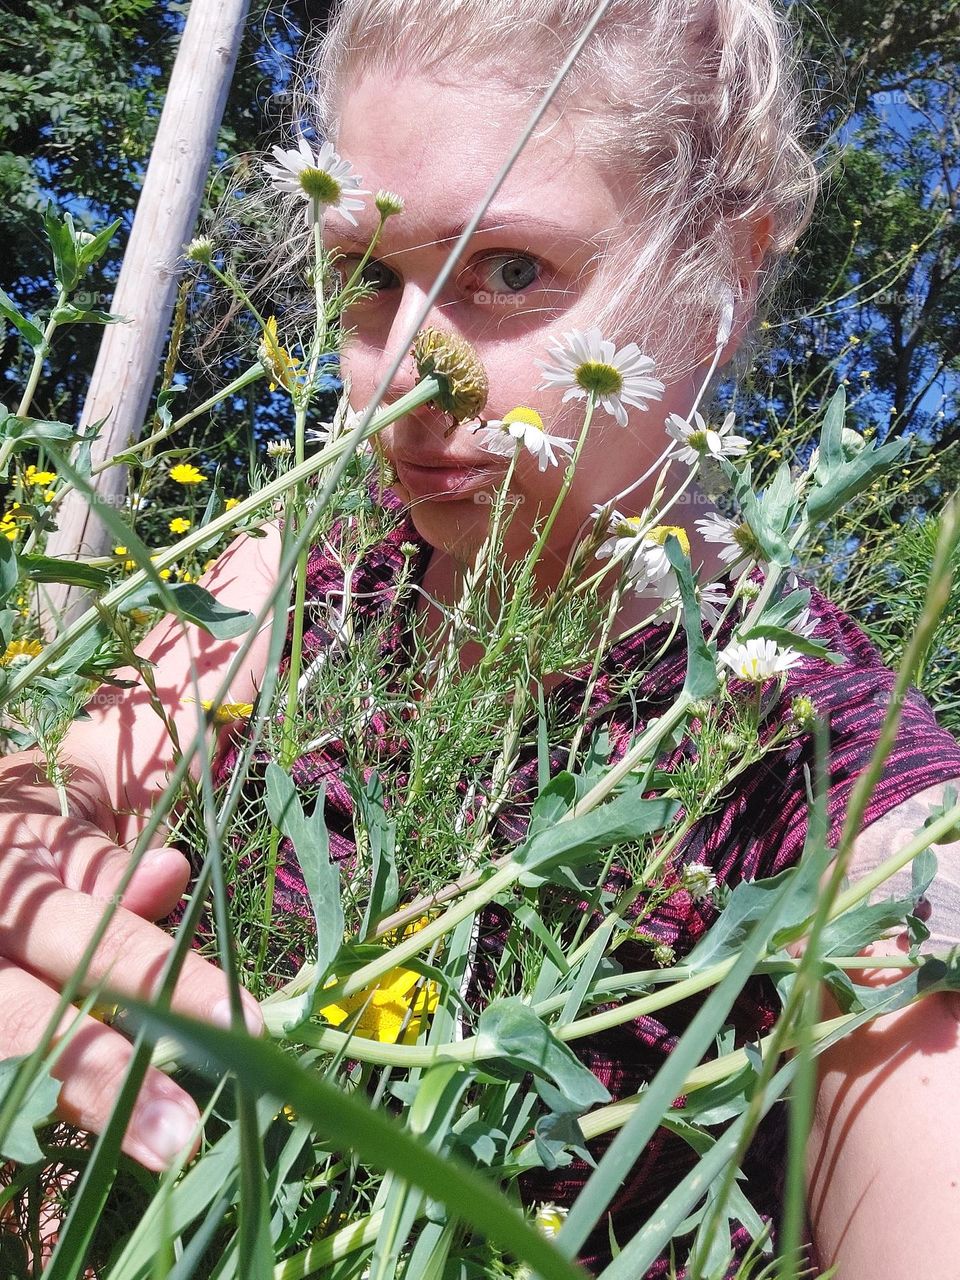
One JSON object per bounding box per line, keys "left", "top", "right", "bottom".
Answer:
{"left": 327, "top": 71, "right": 625, "bottom": 250}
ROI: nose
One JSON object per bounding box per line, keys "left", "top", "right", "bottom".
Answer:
{"left": 373, "top": 281, "right": 450, "bottom": 408}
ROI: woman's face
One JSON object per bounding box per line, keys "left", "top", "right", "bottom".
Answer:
{"left": 324, "top": 71, "right": 711, "bottom": 583}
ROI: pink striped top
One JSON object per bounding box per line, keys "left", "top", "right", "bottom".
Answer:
{"left": 214, "top": 489, "right": 960, "bottom": 1275}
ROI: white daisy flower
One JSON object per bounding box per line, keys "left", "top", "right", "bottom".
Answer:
{"left": 643, "top": 575, "right": 730, "bottom": 628}
{"left": 718, "top": 637, "right": 802, "bottom": 683}
{"left": 781, "top": 571, "right": 820, "bottom": 641}
{"left": 266, "top": 439, "right": 293, "bottom": 458}
{"left": 535, "top": 327, "right": 665, "bottom": 428}
{"left": 681, "top": 861, "right": 718, "bottom": 902}
{"left": 477, "top": 407, "right": 574, "bottom": 472}
{"left": 694, "top": 511, "right": 766, "bottom": 581}
{"left": 305, "top": 403, "right": 366, "bottom": 446}
{"left": 788, "top": 604, "right": 819, "bottom": 640}
{"left": 697, "top": 579, "right": 731, "bottom": 628}
{"left": 534, "top": 1203, "right": 568, "bottom": 1239}
{"left": 665, "top": 410, "right": 749, "bottom": 466}
{"left": 597, "top": 519, "right": 689, "bottom": 589}
{"left": 264, "top": 137, "right": 370, "bottom": 229}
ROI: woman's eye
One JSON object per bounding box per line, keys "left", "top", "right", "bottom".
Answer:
{"left": 337, "top": 256, "right": 399, "bottom": 296}
{"left": 469, "top": 252, "right": 541, "bottom": 297}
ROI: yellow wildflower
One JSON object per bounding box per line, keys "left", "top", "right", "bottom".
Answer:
{"left": 321, "top": 963, "right": 439, "bottom": 1044}
{"left": 0, "top": 638, "right": 43, "bottom": 666}
{"left": 114, "top": 545, "right": 128, "bottom": 556}
{"left": 224, "top": 497, "right": 240, "bottom": 511}
{"left": 258, "top": 316, "right": 302, "bottom": 394}
{"left": 198, "top": 699, "right": 254, "bottom": 726}
{"left": 42, "top": 490, "right": 55, "bottom": 503}
{"left": 24, "top": 465, "right": 57, "bottom": 486}
{"left": 123, "top": 560, "right": 137, "bottom": 572}
{"left": 168, "top": 516, "right": 191, "bottom": 535}
{"left": 169, "top": 463, "right": 206, "bottom": 486}
{"left": 158, "top": 567, "right": 172, "bottom": 580}
{"left": 180, "top": 570, "right": 196, "bottom": 583}
{"left": 0, "top": 518, "right": 18, "bottom": 542}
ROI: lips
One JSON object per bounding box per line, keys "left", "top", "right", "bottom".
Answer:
{"left": 391, "top": 452, "right": 507, "bottom": 501}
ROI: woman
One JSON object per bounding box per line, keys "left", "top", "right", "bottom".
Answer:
{"left": 2, "top": 0, "right": 960, "bottom": 1273}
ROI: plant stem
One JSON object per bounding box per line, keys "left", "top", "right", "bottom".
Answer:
{"left": 0, "top": 292, "right": 66, "bottom": 477}
{"left": 258, "top": 221, "right": 329, "bottom": 981}
{"left": 0, "top": 377, "right": 450, "bottom": 707}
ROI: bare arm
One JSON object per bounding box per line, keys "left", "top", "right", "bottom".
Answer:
{"left": 808, "top": 778, "right": 960, "bottom": 1278}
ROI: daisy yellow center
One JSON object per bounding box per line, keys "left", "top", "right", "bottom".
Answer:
{"left": 733, "top": 522, "right": 764, "bottom": 559}
{"left": 647, "top": 524, "right": 691, "bottom": 555}
{"left": 502, "top": 406, "right": 544, "bottom": 430}
{"left": 298, "top": 167, "right": 342, "bottom": 204}
{"left": 615, "top": 515, "right": 644, "bottom": 536}
{"left": 575, "top": 360, "right": 623, "bottom": 397}
{"left": 687, "top": 429, "right": 709, "bottom": 452}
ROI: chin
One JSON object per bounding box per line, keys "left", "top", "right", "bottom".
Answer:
{"left": 400, "top": 488, "right": 492, "bottom": 563}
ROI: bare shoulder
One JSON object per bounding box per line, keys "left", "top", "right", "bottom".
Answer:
{"left": 848, "top": 777, "right": 960, "bottom": 950}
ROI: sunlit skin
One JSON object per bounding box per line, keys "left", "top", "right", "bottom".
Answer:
{"left": 323, "top": 72, "right": 743, "bottom": 628}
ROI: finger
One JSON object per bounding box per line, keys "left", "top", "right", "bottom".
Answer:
{"left": 0, "top": 959, "right": 201, "bottom": 1172}
{"left": 22, "top": 813, "right": 191, "bottom": 921}
{"left": 99, "top": 843, "right": 191, "bottom": 921}
{"left": 0, "top": 852, "right": 262, "bottom": 1035}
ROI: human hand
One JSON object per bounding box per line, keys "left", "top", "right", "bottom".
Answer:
{"left": 0, "top": 760, "right": 262, "bottom": 1172}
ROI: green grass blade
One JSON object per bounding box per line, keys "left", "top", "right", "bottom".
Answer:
{"left": 124, "top": 1005, "right": 589, "bottom": 1280}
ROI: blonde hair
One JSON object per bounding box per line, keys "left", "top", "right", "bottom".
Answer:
{"left": 305, "top": 0, "right": 822, "bottom": 382}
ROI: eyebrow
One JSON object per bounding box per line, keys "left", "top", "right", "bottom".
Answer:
{"left": 329, "top": 209, "right": 587, "bottom": 249}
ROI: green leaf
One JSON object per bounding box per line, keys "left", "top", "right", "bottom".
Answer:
{"left": 195, "top": 468, "right": 226, "bottom": 555}
{"left": 0, "top": 287, "right": 44, "bottom": 349}
{"left": 683, "top": 873, "right": 810, "bottom": 973}
{"left": 115, "top": 1006, "right": 590, "bottom": 1280}
{"left": 0, "top": 540, "right": 18, "bottom": 602}
{"left": 44, "top": 205, "right": 80, "bottom": 292}
{"left": 734, "top": 622, "right": 844, "bottom": 662}
{"left": 753, "top": 588, "right": 810, "bottom": 629}
{"left": 664, "top": 535, "right": 720, "bottom": 700}
{"left": 0, "top": 415, "right": 82, "bottom": 449}
{"left": 76, "top": 217, "right": 122, "bottom": 270}
{"left": 18, "top": 554, "right": 111, "bottom": 591}
{"left": 265, "top": 764, "right": 343, "bottom": 1001}
{"left": 47, "top": 618, "right": 112, "bottom": 678}
{"left": 515, "top": 787, "right": 678, "bottom": 887}
{"left": 51, "top": 303, "right": 122, "bottom": 326}
{"left": 806, "top": 386, "right": 913, "bottom": 524}
{"left": 123, "top": 581, "right": 254, "bottom": 638}
{"left": 718, "top": 456, "right": 797, "bottom": 565}
{"left": 476, "top": 998, "right": 610, "bottom": 1111}
{"left": 0, "top": 1057, "right": 60, "bottom": 1163}
{"left": 818, "top": 895, "right": 916, "bottom": 956}
{"left": 356, "top": 772, "right": 399, "bottom": 937}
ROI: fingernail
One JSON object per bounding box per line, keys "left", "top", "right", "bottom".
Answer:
{"left": 135, "top": 1098, "right": 197, "bottom": 1164}
{"left": 212, "top": 995, "right": 263, "bottom": 1035}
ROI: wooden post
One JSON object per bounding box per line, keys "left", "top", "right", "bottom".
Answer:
{"left": 42, "top": 0, "right": 252, "bottom": 628}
